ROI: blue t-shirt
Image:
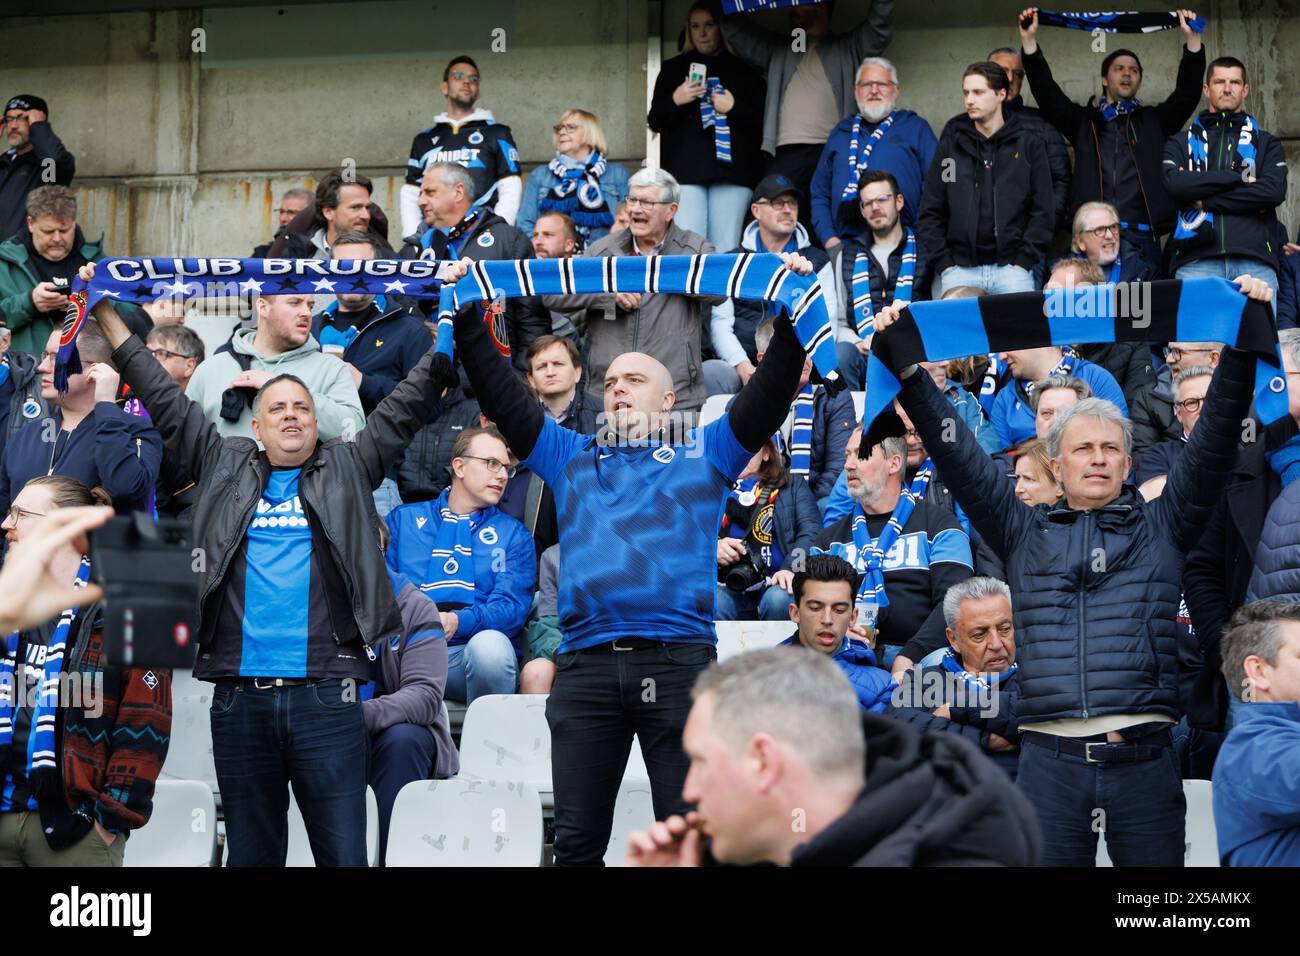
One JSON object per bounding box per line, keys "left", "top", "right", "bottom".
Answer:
{"left": 239, "top": 468, "right": 314, "bottom": 677}
{"left": 524, "top": 416, "right": 752, "bottom": 652}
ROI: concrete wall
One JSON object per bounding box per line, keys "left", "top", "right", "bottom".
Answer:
{"left": 2, "top": 0, "right": 1297, "bottom": 260}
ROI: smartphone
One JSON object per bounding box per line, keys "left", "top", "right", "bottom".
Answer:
{"left": 688, "top": 62, "right": 707, "bottom": 87}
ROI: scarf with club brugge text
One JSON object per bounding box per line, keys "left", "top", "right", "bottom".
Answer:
{"left": 850, "top": 459, "right": 933, "bottom": 611}
{"left": 57, "top": 257, "right": 447, "bottom": 390}
{"left": 700, "top": 78, "right": 733, "bottom": 165}
{"left": 1031, "top": 9, "right": 1205, "bottom": 33}
{"left": 838, "top": 111, "right": 898, "bottom": 206}
{"left": 540, "top": 152, "right": 614, "bottom": 236}
{"left": 0, "top": 557, "right": 91, "bottom": 797}
{"left": 435, "top": 252, "right": 842, "bottom": 388}
{"left": 863, "top": 279, "right": 1288, "bottom": 445}
{"left": 851, "top": 229, "right": 915, "bottom": 337}
{"left": 1174, "top": 114, "right": 1260, "bottom": 242}
{"left": 721, "top": 0, "right": 822, "bottom": 14}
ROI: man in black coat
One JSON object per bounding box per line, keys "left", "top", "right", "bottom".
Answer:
{"left": 0, "top": 95, "right": 75, "bottom": 242}
{"left": 401, "top": 161, "right": 549, "bottom": 378}
{"left": 1019, "top": 7, "right": 1205, "bottom": 279}
{"left": 625, "top": 648, "right": 1039, "bottom": 867}
{"left": 989, "top": 47, "right": 1072, "bottom": 230}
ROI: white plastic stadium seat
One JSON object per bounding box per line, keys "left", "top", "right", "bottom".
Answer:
{"left": 385, "top": 778, "right": 543, "bottom": 866}
{"left": 124, "top": 779, "right": 217, "bottom": 867}
{"left": 700, "top": 393, "right": 730, "bottom": 427}
{"left": 715, "top": 621, "right": 792, "bottom": 662}
{"left": 1095, "top": 779, "right": 1220, "bottom": 867}
{"left": 159, "top": 670, "right": 219, "bottom": 792}
{"left": 459, "top": 694, "right": 553, "bottom": 801}
{"left": 603, "top": 778, "right": 656, "bottom": 866}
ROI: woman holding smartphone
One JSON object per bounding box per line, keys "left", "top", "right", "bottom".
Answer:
{"left": 647, "top": 0, "right": 765, "bottom": 252}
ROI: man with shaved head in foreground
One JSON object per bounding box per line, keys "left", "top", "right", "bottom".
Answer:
{"left": 444, "top": 250, "right": 815, "bottom": 865}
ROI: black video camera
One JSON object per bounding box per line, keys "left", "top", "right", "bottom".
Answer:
{"left": 89, "top": 513, "right": 199, "bottom": 669}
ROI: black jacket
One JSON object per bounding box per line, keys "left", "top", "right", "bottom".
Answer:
{"left": 310, "top": 302, "right": 433, "bottom": 415}
{"left": 0, "top": 122, "right": 75, "bottom": 241}
{"left": 1183, "top": 419, "right": 1296, "bottom": 728}
{"left": 549, "top": 387, "right": 603, "bottom": 436}
{"left": 917, "top": 111, "right": 1055, "bottom": 275}
{"left": 395, "top": 387, "right": 482, "bottom": 503}
{"left": 402, "top": 210, "right": 550, "bottom": 377}
{"left": 831, "top": 227, "right": 931, "bottom": 335}
{"left": 896, "top": 347, "right": 1256, "bottom": 724}
{"left": 1129, "top": 360, "right": 1183, "bottom": 455}
{"left": 1022, "top": 43, "right": 1205, "bottom": 234}
{"left": 788, "top": 713, "right": 1039, "bottom": 866}
{"left": 648, "top": 49, "right": 766, "bottom": 189}
{"left": 110, "top": 332, "right": 451, "bottom": 677}
{"left": 1005, "top": 97, "right": 1072, "bottom": 227}
{"left": 1162, "top": 110, "right": 1288, "bottom": 272}
{"left": 1074, "top": 341, "right": 1155, "bottom": 410}
{"left": 808, "top": 385, "right": 857, "bottom": 501}
{"left": 891, "top": 662, "right": 1022, "bottom": 779}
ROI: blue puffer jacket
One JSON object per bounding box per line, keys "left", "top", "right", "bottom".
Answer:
{"left": 1246, "top": 478, "right": 1300, "bottom": 603}
{"left": 895, "top": 348, "right": 1255, "bottom": 724}
{"left": 384, "top": 491, "right": 537, "bottom": 647}
{"left": 810, "top": 109, "right": 938, "bottom": 244}
{"left": 780, "top": 633, "right": 895, "bottom": 712}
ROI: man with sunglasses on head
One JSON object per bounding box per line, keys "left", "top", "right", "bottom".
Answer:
{"left": 0, "top": 95, "right": 75, "bottom": 243}
{"left": 383, "top": 426, "right": 536, "bottom": 703}
{"left": 399, "top": 55, "right": 522, "bottom": 239}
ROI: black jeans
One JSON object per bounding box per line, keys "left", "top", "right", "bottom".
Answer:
{"left": 1017, "top": 729, "right": 1186, "bottom": 867}
{"left": 211, "top": 678, "right": 369, "bottom": 867}
{"left": 546, "top": 641, "right": 716, "bottom": 866}
{"left": 767, "top": 144, "right": 825, "bottom": 243}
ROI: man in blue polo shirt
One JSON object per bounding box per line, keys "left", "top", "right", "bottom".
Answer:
{"left": 447, "top": 251, "right": 813, "bottom": 866}
{"left": 384, "top": 426, "right": 536, "bottom": 703}
{"left": 989, "top": 342, "right": 1127, "bottom": 450}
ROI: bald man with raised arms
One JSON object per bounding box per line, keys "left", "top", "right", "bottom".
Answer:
{"left": 442, "top": 251, "right": 816, "bottom": 866}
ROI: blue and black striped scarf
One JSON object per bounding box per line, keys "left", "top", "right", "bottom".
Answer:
{"left": 0, "top": 557, "right": 91, "bottom": 797}
{"left": 1173, "top": 114, "right": 1260, "bottom": 242}
{"left": 1033, "top": 9, "right": 1205, "bottom": 34}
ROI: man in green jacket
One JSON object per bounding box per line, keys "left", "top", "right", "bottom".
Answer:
{"left": 0, "top": 185, "right": 147, "bottom": 354}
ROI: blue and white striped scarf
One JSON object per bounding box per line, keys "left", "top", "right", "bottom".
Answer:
{"left": 838, "top": 111, "right": 897, "bottom": 205}
{"left": 0, "top": 557, "right": 91, "bottom": 794}
{"left": 701, "top": 78, "right": 733, "bottom": 165}
{"left": 1174, "top": 114, "right": 1259, "bottom": 242}
{"left": 939, "top": 647, "right": 1017, "bottom": 690}
{"left": 722, "top": 0, "right": 822, "bottom": 14}
{"left": 851, "top": 229, "right": 915, "bottom": 337}
{"left": 435, "top": 252, "right": 841, "bottom": 386}
{"left": 540, "top": 151, "right": 614, "bottom": 235}
{"left": 788, "top": 384, "right": 816, "bottom": 477}
{"left": 852, "top": 458, "right": 932, "bottom": 609}
{"left": 418, "top": 490, "right": 478, "bottom": 609}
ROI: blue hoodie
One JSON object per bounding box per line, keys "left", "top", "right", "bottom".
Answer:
{"left": 810, "top": 109, "right": 938, "bottom": 244}
{"left": 780, "top": 633, "right": 895, "bottom": 712}
{"left": 1213, "top": 701, "right": 1300, "bottom": 866}
{"left": 989, "top": 355, "right": 1128, "bottom": 451}
{"left": 384, "top": 491, "right": 537, "bottom": 648}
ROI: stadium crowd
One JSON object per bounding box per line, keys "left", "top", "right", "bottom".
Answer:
{"left": 1, "top": 0, "right": 1300, "bottom": 869}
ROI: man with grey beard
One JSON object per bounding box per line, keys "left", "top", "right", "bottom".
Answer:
{"left": 811, "top": 423, "right": 972, "bottom": 672}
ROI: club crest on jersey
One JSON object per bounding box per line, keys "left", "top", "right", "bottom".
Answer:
{"left": 652, "top": 446, "right": 676, "bottom": 464}
{"left": 479, "top": 527, "right": 498, "bottom": 545}
{"left": 21, "top": 398, "right": 41, "bottom": 419}
{"left": 476, "top": 232, "right": 495, "bottom": 248}
{"left": 482, "top": 298, "right": 510, "bottom": 357}
{"left": 753, "top": 503, "right": 775, "bottom": 545}
{"left": 468, "top": 130, "right": 484, "bottom": 145}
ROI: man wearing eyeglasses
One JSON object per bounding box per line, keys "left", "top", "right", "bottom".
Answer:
{"left": 809, "top": 57, "right": 937, "bottom": 248}
{"left": 0, "top": 95, "right": 75, "bottom": 244}
{"left": 1135, "top": 366, "right": 1212, "bottom": 494}
{"left": 399, "top": 55, "right": 522, "bottom": 239}
{"left": 1072, "top": 201, "right": 1156, "bottom": 283}
{"left": 251, "top": 187, "right": 312, "bottom": 259}
{"left": 383, "top": 426, "right": 535, "bottom": 703}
